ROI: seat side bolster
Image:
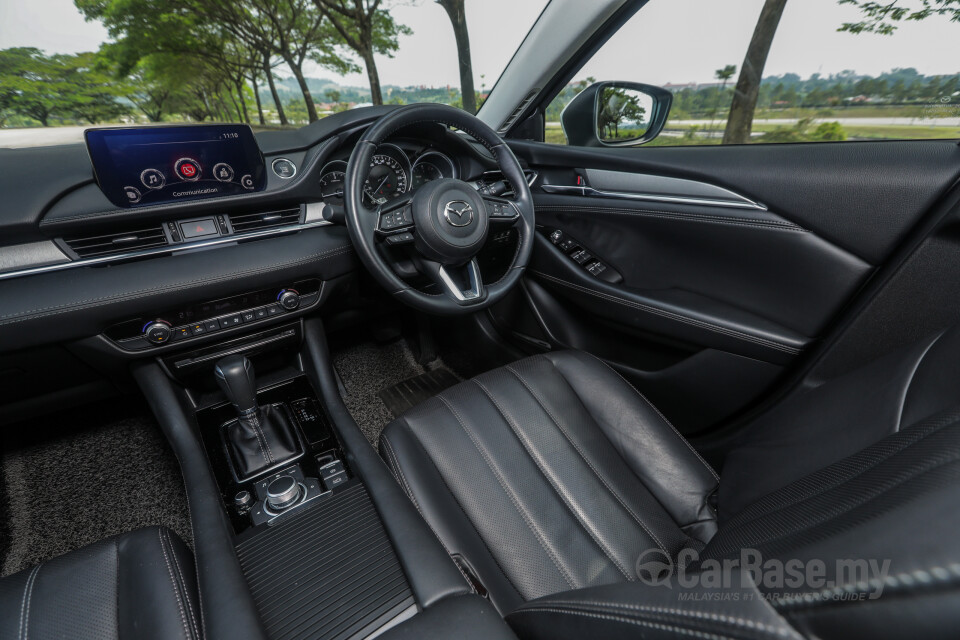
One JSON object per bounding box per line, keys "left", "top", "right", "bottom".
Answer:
{"left": 544, "top": 351, "right": 719, "bottom": 539}
{"left": 505, "top": 570, "right": 802, "bottom": 640}
{"left": 380, "top": 418, "right": 528, "bottom": 615}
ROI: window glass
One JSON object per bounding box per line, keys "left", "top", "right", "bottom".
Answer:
{"left": 545, "top": 0, "right": 960, "bottom": 146}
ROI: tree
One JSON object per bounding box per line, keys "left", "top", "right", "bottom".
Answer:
{"left": 597, "top": 87, "right": 647, "bottom": 140}
{"left": 0, "top": 48, "right": 73, "bottom": 126}
{"left": 313, "top": 0, "right": 411, "bottom": 105}
{"left": 838, "top": 0, "right": 960, "bottom": 34}
{"left": 436, "top": 0, "right": 476, "bottom": 114}
{"left": 723, "top": 0, "right": 789, "bottom": 144}
{"left": 708, "top": 64, "right": 737, "bottom": 135}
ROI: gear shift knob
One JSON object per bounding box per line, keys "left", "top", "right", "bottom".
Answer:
{"left": 215, "top": 355, "right": 259, "bottom": 416}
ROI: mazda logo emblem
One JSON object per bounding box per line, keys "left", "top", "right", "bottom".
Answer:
{"left": 443, "top": 200, "right": 474, "bottom": 227}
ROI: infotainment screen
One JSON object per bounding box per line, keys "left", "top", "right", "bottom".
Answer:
{"left": 85, "top": 124, "right": 267, "bottom": 208}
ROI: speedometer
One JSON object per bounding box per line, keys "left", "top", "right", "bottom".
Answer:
{"left": 364, "top": 155, "right": 408, "bottom": 203}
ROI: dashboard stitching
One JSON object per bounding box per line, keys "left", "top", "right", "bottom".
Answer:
{"left": 530, "top": 271, "right": 802, "bottom": 354}
{"left": 0, "top": 244, "right": 353, "bottom": 325}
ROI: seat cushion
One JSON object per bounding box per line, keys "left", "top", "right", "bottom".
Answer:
{"left": 0, "top": 526, "right": 200, "bottom": 640}
{"left": 379, "top": 350, "right": 719, "bottom": 614}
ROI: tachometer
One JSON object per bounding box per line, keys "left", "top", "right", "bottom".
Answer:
{"left": 364, "top": 154, "right": 408, "bottom": 203}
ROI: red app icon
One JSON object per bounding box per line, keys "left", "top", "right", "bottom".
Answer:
{"left": 175, "top": 158, "right": 201, "bottom": 181}
{"left": 182, "top": 164, "right": 195, "bottom": 177}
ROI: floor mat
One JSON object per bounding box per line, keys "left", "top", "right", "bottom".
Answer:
{"left": 332, "top": 338, "right": 459, "bottom": 446}
{"left": 378, "top": 369, "right": 460, "bottom": 417}
{"left": 0, "top": 402, "right": 192, "bottom": 576}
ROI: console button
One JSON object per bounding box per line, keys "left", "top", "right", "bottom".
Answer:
{"left": 204, "top": 320, "right": 220, "bottom": 332}
{"left": 271, "top": 158, "right": 297, "bottom": 179}
{"left": 278, "top": 289, "right": 300, "bottom": 311}
{"left": 179, "top": 218, "right": 218, "bottom": 239}
{"left": 254, "top": 307, "right": 268, "bottom": 319}
{"left": 175, "top": 158, "right": 202, "bottom": 181}
{"left": 140, "top": 168, "right": 165, "bottom": 190}
{"left": 319, "top": 460, "right": 344, "bottom": 479}
{"left": 189, "top": 322, "right": 206, "bottom": 336}
{"left": 265, "top": 475, "right": 301, "bottom": 511}
{"left": 241, "top": 310, "right": 256, "bottom": 323}
{"left": 174, "top": 326, "right": 192, "bottom": 340}
{"left": 265, "top": 304, "right": 282, "bottom": 316}
{"left": 219, "top": 314, "right": 242, "bottom": 329}
{"left": 212, "top": 163, "right": 234, "bottom": 182}
{"left": 322, "top": 471, "right": 347, "bottom": 491}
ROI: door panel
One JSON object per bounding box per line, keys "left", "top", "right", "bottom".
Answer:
{"left": 497, "top": 140, "right": 960, "bottom": 434}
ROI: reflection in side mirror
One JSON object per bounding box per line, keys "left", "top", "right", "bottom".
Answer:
{"left": 561, "top": 81, "right": 672, "bottom": 147}
{"left": 596, "top": 86, "right": 653, "bottom": 144}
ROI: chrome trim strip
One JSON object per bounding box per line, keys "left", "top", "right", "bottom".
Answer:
{"left": 437, "top": 259, "right": 483, "bottom": 301}
{"left": 0, "top": 219, "right": 332, "bottom": 282}
{"left": 539, "top": 184, "right": 767, "bottom": 210}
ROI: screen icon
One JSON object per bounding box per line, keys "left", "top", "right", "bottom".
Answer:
{"left": 123, "top": 186, "right": 141, "bottom": 203}
{"left": 212, "top": 163, "right": 234, "bottom": 183}
{"left": 240, "top": 174, "right": 254, "bottom": 190}
{"left": 175, "top": 158, "right": 202, "bottom": 181}
{"left": 140, "top": 168, "right": 166, "bottom": 190}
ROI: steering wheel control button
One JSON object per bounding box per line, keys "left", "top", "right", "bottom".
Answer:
{"left": 240, "top": 174, "right": 255, "bottom": 190}
{"left": 174, "top": 158, "right": 202, "bottom": 181}
{"left": 212, "top": 163, "right": 235, "bottom": 182}
{"left": 123, "top": 186, "right": 141, "bottom": 204}
{"left": 385, "top": 231, "right": 415, "bottom": 246}
{"left": 271, "top": 158, "right": 297, "bottom": 179}
{"left": 278, "top": 289, "right": 301, "bottom": 310}
{"left": 140, "top": 168, "right": 165, "bottom": 190}
{"left": 143, "top": 320, "right": 172, "bottom": 345}
{"left": 265, "top": 475, "right": 301, "bottom": 511}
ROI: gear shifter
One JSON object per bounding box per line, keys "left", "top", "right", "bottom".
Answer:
{"left": 215, "top": 355, "right": 300, "bottom": 479}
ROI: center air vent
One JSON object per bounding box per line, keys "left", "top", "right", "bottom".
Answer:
{"left": 228, "top": 208, "right": 302, "bottom": 234}
{"left": 63, "top": 226, "right": 168, "bottom": 259}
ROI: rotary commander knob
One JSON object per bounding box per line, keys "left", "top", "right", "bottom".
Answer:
{"left": 265, "top": 475, "right": 301, "bottom": 511}
{"left": 278, "top": 289, "right": 301, "bottom": 311}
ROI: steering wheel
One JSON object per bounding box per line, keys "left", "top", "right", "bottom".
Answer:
{"left": 343, "top": 103, "right": 535, "bottom": 315}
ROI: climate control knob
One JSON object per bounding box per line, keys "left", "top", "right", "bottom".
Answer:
{"left": 143, "top": 320, "right": 173, "bottom": 345}
{"left": 278, "top": 289, "right": 301, "bottom": 311}
{"left": 265, "top": 475, "right": 301, "bottom": 511}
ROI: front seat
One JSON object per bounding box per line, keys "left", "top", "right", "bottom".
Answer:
{"left": 380, "top": 329, "right": 960, "bottom": 638}
{"left": 0, "top": 526, "right": 200, "bottom": 640}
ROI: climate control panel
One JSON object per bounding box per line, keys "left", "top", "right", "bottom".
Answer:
{"left": 106, "top": 280, "right": 320, "bottom": 351}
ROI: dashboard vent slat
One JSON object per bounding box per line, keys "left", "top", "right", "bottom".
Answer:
{"left": 63, "top": 226, "right": 168, "bottom": 259}
{"left": 228, "top": 208, "right": 302, "bottom": 234}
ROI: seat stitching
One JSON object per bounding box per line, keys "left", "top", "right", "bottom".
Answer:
{"left": 158, "top": 527, "right": 192, "bottom": 640}
{"left": 247, "top": 413, "right": 273, "bottom": 464}
{"left": 472, "top": 376, "right": 637, "bottom": 581}
{"left": 18, "top": 565, "right": 40, "bottom": 640}
{"left": 530, "top": 272, "right": 801, "bottom": 354}
{"left": 165, "top": 529, "right": 200, "bottom": 640}
{"left": 586, "top": 354, "right": 720, "bottom": 482}
{"left": 436, "top": 393, "right": 580, "bottom": 590}
{"left": 178, "top": 474, "right": 207, "bottom": 639}
{"left": 530, "top": 599, "right": 795, "bottom": 637}
{"left": 383, "top": 421, "right": 526, "bottom": 600}
{"left": 503, "top": 363, "right": 670, "bottom": 553}
{"left": 512, "top": 606, "right": 740, "bottom": 640}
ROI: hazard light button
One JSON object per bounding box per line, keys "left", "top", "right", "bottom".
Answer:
{"left": 179, "top": 218, "right": 219, "bottom": 239}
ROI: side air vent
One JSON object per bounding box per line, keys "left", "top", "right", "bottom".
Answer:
{"left": 63, "top": 226, "right": 168, "bottom": 259}
{"left": 498, "top": 89, "right": 540, "bottom": 135}
{"left": 228, "top": 208, "right": 302, "bottom": 234}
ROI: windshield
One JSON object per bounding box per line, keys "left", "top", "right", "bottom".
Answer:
{"left": 0, "top": 0, "right": 549, "bottom": 148}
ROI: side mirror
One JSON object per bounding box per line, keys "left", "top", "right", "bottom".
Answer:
{"left": 561, "top": 81, "right": 672, "bottom": 147}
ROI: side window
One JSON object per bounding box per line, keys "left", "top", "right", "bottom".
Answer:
{"left": 545, "top": 0, "right": 959, "bottom": 147}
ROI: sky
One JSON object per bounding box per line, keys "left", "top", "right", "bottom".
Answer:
{"left": 0, "top": 0, "right": 957, "bottom": 90}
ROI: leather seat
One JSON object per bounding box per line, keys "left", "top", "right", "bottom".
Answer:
{"left": 380, "top": 328, "right": 960, "bottom": 638}
{"left": 0, "top": 526, "right": 200, "bottom": 640}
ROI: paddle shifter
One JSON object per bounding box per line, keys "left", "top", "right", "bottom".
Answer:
{"left": 215, "top": 355, "right": 300, "bottom": 479}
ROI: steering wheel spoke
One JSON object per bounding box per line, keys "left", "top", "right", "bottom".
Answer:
{"left": 420, "top": 258, "right": 486, "bottom": 305}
